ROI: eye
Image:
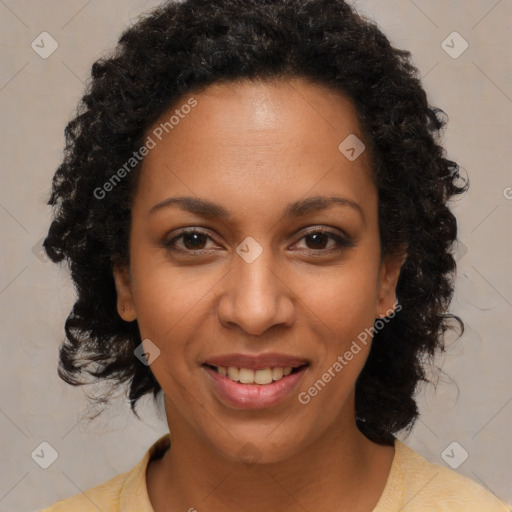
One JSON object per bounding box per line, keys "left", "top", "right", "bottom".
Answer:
{"left": 164, "top": 229, "right": 216, "bottom": 253}
{"left": 293, "top": 228, "right": 354, "bottom": 253}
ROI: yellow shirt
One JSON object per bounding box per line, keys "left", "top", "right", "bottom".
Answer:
{"left": 38, "top": 433, "right": 511, "bottom": 511}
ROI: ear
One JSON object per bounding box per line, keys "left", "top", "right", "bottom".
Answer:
{"left": 375, "top": 245, "right": 407, "bottom": 319}
{"left": 112, "top": 263, "right": 137, "bottom": 322}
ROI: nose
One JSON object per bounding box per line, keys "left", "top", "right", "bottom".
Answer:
{"left": 216, "top": 246, "right": 295, "bottom": 336}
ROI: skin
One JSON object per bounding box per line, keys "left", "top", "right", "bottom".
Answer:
{"left": 113, "top": 77, "right": 407, "bottom": 512}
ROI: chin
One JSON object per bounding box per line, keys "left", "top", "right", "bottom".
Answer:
{"left": 211, "top": 428, "right": 308, "bottom": 467}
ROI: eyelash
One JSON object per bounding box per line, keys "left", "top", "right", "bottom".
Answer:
{"left": 163, "top": 228, "right": 354, "bottom": 255}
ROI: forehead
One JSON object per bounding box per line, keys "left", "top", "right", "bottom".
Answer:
{"left": 155, "top": 77, "right": 367, "bottom": 142}
{"left": 134, "top": 77, "right": 375, "bottom": 218}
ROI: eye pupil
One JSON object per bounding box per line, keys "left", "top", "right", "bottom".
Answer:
{"left": 306, "top": 233, "right": 328, "bottom": 249}
{"left": 183, "top": 232, "right": 206, "bottom": 250}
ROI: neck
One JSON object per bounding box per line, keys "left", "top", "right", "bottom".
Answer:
{"left": 147, "top": 396, "right": 395, "bottom": 512}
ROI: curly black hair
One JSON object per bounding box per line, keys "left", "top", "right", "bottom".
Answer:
{"left": 43, "top": 0, "right": 467, "bottom": 445}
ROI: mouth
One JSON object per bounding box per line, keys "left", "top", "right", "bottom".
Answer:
{"left": 202, "top": 362, "right": 310, "bottom": 409}
{"left": 202, "top": 363, "right": 309, "bottom": 385}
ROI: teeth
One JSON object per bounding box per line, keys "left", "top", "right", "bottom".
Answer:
{"left": 227, "top": 367, "right": 239, "bottom": 381}
{"left": 254, "top": 369, "right": 273, "bottom": 385}
{"left": 272, "top": 367, "right": 284, "bottom": 380}
{"left": 214, "top": 365, "right": 297, "bottom": 384}
{"left": 239, "top": 368, "right": 255, "bottom": 384}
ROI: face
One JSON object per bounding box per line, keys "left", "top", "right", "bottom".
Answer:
{"left": 113, "top": 77, "right": 405, "bottom": 464}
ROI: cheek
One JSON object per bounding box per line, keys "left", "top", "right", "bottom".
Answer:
{"left": 295, "top": 261, "right": 379, "bottom": 339}
{"left": 129, "top": 249, "right": 209, "bottom": 336}
{"left": 299, "top": 271, "right": 377, "bottom": 410}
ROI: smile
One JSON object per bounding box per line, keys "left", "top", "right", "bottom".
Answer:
{"left": 202, "top": 363, "right": 309, "bottom": 409}
{"left": 206, "top": 364, "right": 303, "bottom": 384}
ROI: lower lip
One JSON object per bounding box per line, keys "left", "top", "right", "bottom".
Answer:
{"left": 203, "top": 365, "right": 309, "bottom": 409}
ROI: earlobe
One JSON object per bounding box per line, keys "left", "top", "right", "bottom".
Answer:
{"left": 112, "top": 263, "right": 137, "bottom": 321}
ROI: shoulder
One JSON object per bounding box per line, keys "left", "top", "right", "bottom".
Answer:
{"left": 394, "top": 440, "right": 511, "bottom": 511}
{"left": 37, "top": 433, "right": 171, "bottom": 512}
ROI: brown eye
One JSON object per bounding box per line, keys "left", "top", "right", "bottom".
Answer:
{"left": 164, "top": 229, "right": 214, "bottom": 252}
{"left": 294, "top": 229, "right": 354, "bottom": 253}
{"left": 304, "top": 232, "right": 331, "bottom": 250}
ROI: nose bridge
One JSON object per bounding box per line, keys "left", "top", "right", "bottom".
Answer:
{"left": 236, "top": 246, "right": 277, "bottom": 303}
{"left": 217, "top": 240, "right": 294, "bottom": 335}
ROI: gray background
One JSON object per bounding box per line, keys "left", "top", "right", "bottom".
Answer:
{"left": 0, "top": 1, "right": 511, "bottom": 510}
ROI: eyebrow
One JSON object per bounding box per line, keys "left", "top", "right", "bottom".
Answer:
{"left": 148, "top": 195, "right": 365, "bottom": 224}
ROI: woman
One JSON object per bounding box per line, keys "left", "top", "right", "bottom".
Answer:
{"left": 39, "top": 0, "right": 511, "bottom": 510}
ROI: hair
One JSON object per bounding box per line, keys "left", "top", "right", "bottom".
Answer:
{"left": 43, "top": 0, "right": 467, "bottom": 444}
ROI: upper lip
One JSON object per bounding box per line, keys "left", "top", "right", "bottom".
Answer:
{"left": 203, "top": 353, "right": 309, "bottom": 370}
